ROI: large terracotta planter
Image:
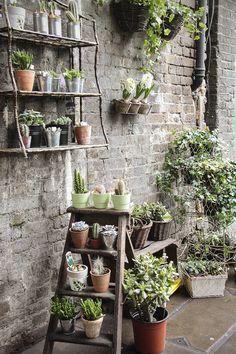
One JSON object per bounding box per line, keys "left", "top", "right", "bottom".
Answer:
{"left": 82, "top": 316, "right": 104, "bottom": 339}
{"left": 70, "top": 227, "right": 89, "bottom": 249}
{"left": 71, "top": 192, "right": 90, "bottom": 208}
{"left": 15, "top": 70, "right": 35, "bottom": 91}
{"left": 75, "top": 125, "right": 91, "bottom": 145}
{"left": 131, "top": 308, "right": 168, "bottom": 354}
{"left": 90, "top": 268, "right": 111, "bottom": 293}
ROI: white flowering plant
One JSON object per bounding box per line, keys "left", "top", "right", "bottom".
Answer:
{"left": 134, "top": 72, "right": 155, "bottom": 101}
{"left": 121, "top": 78, "right": 135, "bottom": 101}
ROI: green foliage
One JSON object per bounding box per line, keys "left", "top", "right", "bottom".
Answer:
{"left": 49, "top": 70, "right": 60, "bottom": 79}
{"left": 48, "top": 1, "right": 59, "bottom": 18}
{"left": 124, "top": 254, "right": 177, "bottom": 322}
{"left": 51, "top": 296, "right": 77, "bottom": 320}
{"left": 132, "top": 202, "right": 172, "bottom": 223}
{"left": 73, "top": 169, "right": 88, "bottom": 194}
{"left": 51, "top": 116, "right": 72, "bottom": 125}
{"left": 19, "top": 110, "right": 44, "bottom": 126}
{"left": 181, "top": 258, "right": 226, "bottom": 277}
{"left": 64, "top": 69, "right": 83, "bottom": 80}
{"left": 38, "top": 0, "right": 48, "bottom": 13}
{"left": 80, "top": 298, "right": 103, "bottom": 321}
{"left": 66, "top": 0, "right": 80, "bottom": 23}
{"left": 114, "top": 179, "right": 127, "bottom": 195}
{"left": 12, "top": 50, "right": 33, "bottom": 70}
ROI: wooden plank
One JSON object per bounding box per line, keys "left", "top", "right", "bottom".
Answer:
{"left": 50, "top": 331, "right": 113, "bottom": 348}
{"left": 67, "top": 206, "right": 131, "bottom": 217}
{"left": 69, "top": 247, "right": 117, "bottom": 258}
{"left": 58, "top": 287, "right": 116, "bottom": 301}
{"left": 0, "top": 144, "right": 108, "bottom": 154}
{"left": 134, "top": 239, "right": 178, "bottom": 257}
{"left": 0, "top": 91, "right": 101, "bottom": 97}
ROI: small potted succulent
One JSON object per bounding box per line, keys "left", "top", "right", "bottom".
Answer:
{"left": 12, "top": 49, "right": 35, "bottom": 92}
{"left": 66, "top": 251, "right": 88, "bottom": 291}
{"left": 36, "top": 71, "right": 53, "bottom": 92}
{"left": 19, "top": 123, "right": 31, "bottom": 148}
{"left": 130, "top": 204, "right": 153, "bottom": 249}
{"left": 51, "top": 296, "right": 77, "bottom": 335}
{"left": 50, "top": 70, "right": 60, "bottom": 92}
{"left": 74, "top": 121, "right": 91, "bottom": 145}
{"left": 92, "top": 184, "right": 110, "bottom": 209}
{"left": 71, "top": 169, "right": 90, "bottom": 208}
{"left": 90, "top": 223, "right": 101, "bottom": 249}
{"left": 18, "top": 110, "right": 44, "bottom": 148}
{"left": 6, "top": 0, "right": 26, "bottom": 30}
{"left": 33, "top": 0, "right": 49, "bottom": 34}
{"left": 115, "top": 78, "right": 135, "bottom": 114}
{"left": 70, "top": 221, "right": 89, "bottom": 249}
{"left": 111, "top": 179, "right": 131, "bottom": 211}
{"left": 48, "top": 1, "right": 62, "bottom": 37}
{"left": 50, "top": 116, "right": 72, "bottom": 145}
{"left": 99, "top": 225, "right": 118, "bottom": 250}
{"left": 90, "top": 256, "right": 111, "bottom": 293}
{"left": 66, "top": 0, "right": 80, "bottom": 39}
{"left": 80, "top": 298, "right": 104, "bottom": 339}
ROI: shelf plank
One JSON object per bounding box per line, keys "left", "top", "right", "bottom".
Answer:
{"left": 49, "top": 330, "right": 113, "bottom": 348}
{"left": 0, "top": 144, "right": 108, "bottom": 154}
{"left": 0, "top": 91, "right": 101, "bottom": 98}
{"left": 67, "top": 206, "right": 131, "bottom": 216}
{"left": 0, "top": 28, "right": 97, "bottom": 48}
{"left": 134, "top": 238, "right": 178, "bottom": 257}
{"left": 69, "top": 247, "right": 118, "bottom": 258}
{"left": 58, "top": 287, "right": 116, "bottom": 301}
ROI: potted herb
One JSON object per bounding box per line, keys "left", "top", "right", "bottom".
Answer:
{"left": 66, "top": 251, "right": 88, "bottom": 291}
{"left": 70, "top": 221, "right": 89, "bottom": 249}
{"left": 80, "top": 298, "right": 104, "bottom": 339}
{"left": 64, "top": 69, "right": 82, "bottom": 92}
{"left": 111, "top": 179, "right": 131, "bottom": 210}
{"left": 5, "top": 0, "right": 26, "bottom": 30}
{"left": 90, "top": 223, "right": 101, "bottom": 249}
{"left": 48, "top": 1, "right": 62, "bottom": 37}
{"left": 90, "top": 256, "right": 111, "bottom": 293}
{"left": 92, "top": 184, "right": 110, "bottom": 209}
{"left": 51, "top": 296, "right": 77, "bottom": 335}
{"left": 36, "top": 71, "right": 53, "bottom": 92}
{"left": 74, "top": 121, "right": 91, "bottom": 145}
{"left": 130, "top": 204, "right": 153, "bottom": 250}
{"left": 50, "top": 116, "right": 72, "bottom": 145}
{"left": 72, "top": 169, "right": 90, "bottom": 208}
{"left": 18, "top": 110, "right": 44, "bottom": 147}
{"left": 123, "top": 254, "right": 177, "bottom": 354}
{"left": 115, "top": 78, "right": 135, "bottom": 114}
{"left": 143, "top": 202, "right": 172, "bottom": 241}
{"left": 33, "top": 0, "right": 49, "bottom": 34}
{"left": 99, "top": 225, "right": 118, "bottom": 250}
{"left": 19, "top": 123, "right": 31, "bottom": 148}
{"left": 12, "top": 50, "right": 35, "bottom": 92}
{"left": 66, "top": 0, "right": 80, "bottom": 39}
{"left": 50, "top": 70, "right": 60, "bottom": 92}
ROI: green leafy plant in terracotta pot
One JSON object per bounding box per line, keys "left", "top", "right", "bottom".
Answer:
{"left": 70, "top": 221, "right": 89, "bottom": 249}
{"left": 80, "top": 298, "right": 104, "bottom": 339}
{"left": 123, "top": 253, "right": 177, "bottom": 354}
{"left": 90, "top": 256, "right": 111, "bottom": 293}
{"left": 111, "top": 178, "right": 131, "bottom": 210}
{"left": 92, "top": 184, "right": 110, "bottom": 209}
{"left": 12, "top": 49, "right": 35, "bottom": 91}
{"left": 71, "top": 169, "right": 90, "bottom": 208}
{"left": 51, "top": 296, "right": 77, "bottom": 335}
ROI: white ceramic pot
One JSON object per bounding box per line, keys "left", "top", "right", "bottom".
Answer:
{"left": 67, "top": 264, "right": 88, "bottom": 291}
{"left": 7, "top": 6, "right": 26, "bottom": 29}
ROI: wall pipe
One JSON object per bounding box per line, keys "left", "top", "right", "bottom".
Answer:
{"left": 191, "top": 0, "right": 207, "bottom": 92}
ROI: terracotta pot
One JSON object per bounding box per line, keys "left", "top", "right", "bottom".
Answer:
{"left": 75, "top": 125, "right": 91, "bottom": 145}
{"left": 131, "top": 308, "right": 168, "bottom": 354}
{"left": 90, "top": 268, "right": 111, "bottom": 293}
{"left": 15, "top": 70, "right": 35, "bottom": 91}
{"left": 22, "top": 136, "right": 31, "bottom": 148}
{"left": 90, "top": 238, "right": 101, "bottom": 249}
{"left": 82, "top": 316, "right": 104, "bottom": 339}
{"left": 70, "top": 227, "right": 89, "bottom": 248}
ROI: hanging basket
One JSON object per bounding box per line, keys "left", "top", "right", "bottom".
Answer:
{"left": 161, "top": 13, "right": 183, "bottom": 41}
{"left": 112, "top": 1, "right": 149, "bottom": 32}
{"left": 130, "top": 219, "right": 153, "bottom": 249}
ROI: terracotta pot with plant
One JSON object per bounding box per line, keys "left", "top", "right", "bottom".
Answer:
{"left": 12, "top": 49, "right": 35, "bottom": 91}
{"left": 90, "top": 223, "right": 101, "bottom": 249}
{"left": 74, "top": 122, "right": 91, "bottom": 145}
{"left": 51, "top": 296, "right": 77, "bottom": 335}
{"left": 92, "top": 184, "right": 110, "bottom": 209}
{"left": 80, "top": 298, "right": 104, "bottom": 339}
{"left": 66, "top": 0, "right": 81, "bottom": 39}
{"left": 70, "top": 221, "right": 89, "bottom": 249}
{"left": 71, "top": 169, "right": 90, "bottom": 208}
{"left": 111, "top": 179, "right": 131, "bottom": 211}
{"left": 124, "top": 254, "right": 177, "bottom": 354}
{"left": 90, "top": 256, "right": 111, "bottom": 293}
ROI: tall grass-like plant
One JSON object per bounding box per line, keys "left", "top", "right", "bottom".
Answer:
{"left": 12, "top": 50, "right": 33, "bottom": 70}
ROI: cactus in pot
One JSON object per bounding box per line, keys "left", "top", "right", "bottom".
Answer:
{"left": 33, "top": 1, "right": 49, "bottom": 34}
{"left": 92, "top": 184, "right": 110, "bottom": 209}
{"left": 90, "top": 223, "right": 101, "bottom": 249}
{"left": 70, "top": 221, "right": 89, "bottom": 249}
{"left": 66, "top": 0, "right": 80, "bottom": 39}
{"left": 111, "top": 178, "right": 131, "bottom": 211}
{"left": 90, "top": 256, "right": 111, "bottom": 293}
{"left": 71, "top": 169, "right": 90, "bottom": 209}
{"left": 19, "top": 123, "right": 31, "bottom": 148}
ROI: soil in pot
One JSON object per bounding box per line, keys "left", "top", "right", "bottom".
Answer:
{"left": 15, "top": 70, "right": 35, "bottom": 91}
{"left": 90, "top": 268, "right": 111, "bottom": 293}
{"left": 75, "top": 125, "right": 91, "bottom": 145}
{"left": 70, "top": 228, "right": 89, "bottom": 248}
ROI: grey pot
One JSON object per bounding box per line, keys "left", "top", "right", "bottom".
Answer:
{"left": 60, "top": 319, "right": 75, "bottom": 335}
{"left": 33, "top": 12, "right": 49, "bottom": 34}
{"left": 46, "top": 128, "right": 61, "bottom": 147}
{"left": 100, "top": 231, "right": 118, "bottom": 250}
{"left": 49, "top": 17, "right": 62, "bottom": 37}
{"left": 80, "top": 78, "right": 85, "bottom": 93}
{"left": 66, "top": 78, "right": 81, "bottom": 92}
{"left": 8, "top": 6, "right": 25, "bottom": 29}
{"left": 67, "top": 22, "right": 80, "bottom": 39}
{"left": 37, "top": 75, "right": 52, "bottom": 92}
{"left": 52, "top": 78, "right": 60, "bottom": 92}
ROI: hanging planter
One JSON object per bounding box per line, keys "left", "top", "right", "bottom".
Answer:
{"left": 112, "top": 0, "right": 149, "bottom": 32}
{"left": 161, "top": 13, "right": 183, "bottom": 41}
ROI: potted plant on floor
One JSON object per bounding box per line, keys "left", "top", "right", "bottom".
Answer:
{"left": 70, "top": 221, "right": 89, "bottom": 249}
{"left": 51, "top": 296, "right": 77, "bottom": 335}
{"left": 90, "top": 256, "right": 111, "bottom": 293}
{"left": 51, "top": 116, "right": 72, "bottom": 145}
{"left": 80, "top": 298, "right": 104, "bottom": 339}
{"left": 89, "top": 223, "right": 101, "bottom": 249}
{"left": 12, "top": 49, "right": 35, "bottom": 92}
{"left": 5, "top": 0, "right": 26, "bottom": 30}
{"left": 66, "top": 0, "right": 80, "bottom": 39}
{"left": 115, "top": 77, "right": 135, "bottom": 114}
{"left": 130, "top": 204, "right": 153, "bottom": 250}
{"left": 92, "top": 184, "right": 110, "bottom": 209}
{"left": 111, "top": 179, "right": 131, "bottom": 210}
{"left": 33, "top": 0, "right": 49, "bottom": 34}
{"left": 74, "top": 122, "right": 91, "bottom": 145}
{"left": 18, "top": 110, "right": 44, "bottom": 148}
{"left": 72, "top": 169, "right": 90, "bottom": 208}
{"left": 19, "top": 123, "right": 31, "bottom": 148}
{"left": 66, "top": 251, "right": 88, "bottom": 291}
{"left": 123, "top": 254, "right": 177, "bottom": 354}
{"left": 48, "top": 1, "right": 62, "bottom": 37}
{"left": 99, "top": 225, "right": 118, "bottom": 250}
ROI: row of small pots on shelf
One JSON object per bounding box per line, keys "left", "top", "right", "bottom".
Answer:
{"left": 115, "top": 99, "right": 152, "bottom": 115}
{"left": 1, "top": 0, "right": 81, "bottom": 40}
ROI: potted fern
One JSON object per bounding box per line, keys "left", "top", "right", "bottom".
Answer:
{"left": 66, "top": 0, "right": 80, "bottom": 39}
{"left": 92, "top": 184, "right": 110, "bottom": 209}
{"left": 51, "top": 296, "right": 77, "bottom": 335}
{"left": 12, "top": 50, "right": 35, "bottom": 92}
{"left": 111, "top": 179, "right": 131, "bottom": 210}
{"left": 90, "top": 256, "right": 111, "bottom": 293}
{"left": 72, "top": 169, "right": 90, "bottom": 208}
{"left": 80, "top": 298, "right": 104, "bottom": 339}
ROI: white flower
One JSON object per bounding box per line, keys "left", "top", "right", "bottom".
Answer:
{"left": 122, "top": 78, "right": 135, "bottom": 94}
{"left": 141, "top": 72, "right": 153, "bottom": 89}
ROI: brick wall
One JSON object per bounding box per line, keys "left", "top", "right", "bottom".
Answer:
{"left": 0, "top": 0, "right": 215, "bottom": 352}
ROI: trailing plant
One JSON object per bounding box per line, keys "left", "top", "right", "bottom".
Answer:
{"left": 73, "top": 169, "right": 88, "bottom": 194}
{"left": 12, "top": 50, "right": 33, "bottom": 70}
{"left": 19, "top": 110, "right": 44, "bottom": 126}
{"left": 123, "top": 254, "right": 177, "bottom": 322}
{"left": 38, "top": 0, "right": 48, "bottom": 13}
{"left": 51, "top": 296, "right": 77, "bottom": 320}
{"left": 71, "top": 221, "right": 88, "bottom": 231}
{"left": 66, "top": 0, "right": 80, "bottom": 23}
{"left": 48, "top": 1, "right": 59, "bottom": 18}
{"left": 80, "top": 298, "right": 103, "bottom": 321}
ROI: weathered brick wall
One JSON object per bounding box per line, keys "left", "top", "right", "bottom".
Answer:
{"left": 0, "top": 1, "right": 199, "bottom": 353}
{"left": 206, "top": 0, "right": 236, "bottom": 159}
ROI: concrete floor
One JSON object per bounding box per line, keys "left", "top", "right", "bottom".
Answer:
{"left": 22, "top": 269, "right": 236, "bottom": 354}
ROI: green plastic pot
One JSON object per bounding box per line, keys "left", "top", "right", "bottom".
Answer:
{"left": 71, "top": 192, "right": 90, "bottom": 208}
{"left": 111, "top": 193, "right": 131, "bottom": 210}
{"left": 92, "top": 193, "right": 110, "bottom": 209}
